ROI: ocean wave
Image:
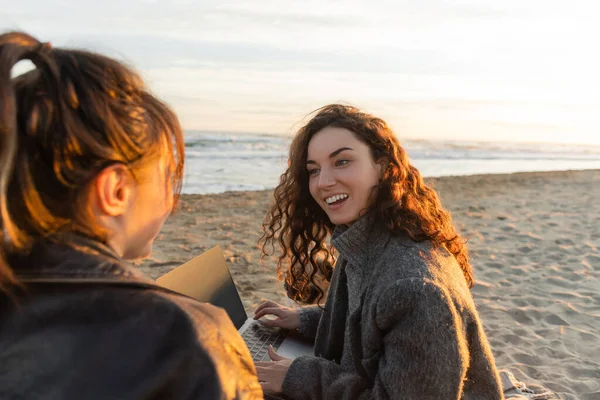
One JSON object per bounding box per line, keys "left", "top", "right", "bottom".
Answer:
{"left": 184, "top": 132, "right": 290, "bottom": 148}
{"left": 185, "top": 150, "right": 287, "bottom": 160}
{"left": 178, "top": 131, "right": 600, "bottom": 194}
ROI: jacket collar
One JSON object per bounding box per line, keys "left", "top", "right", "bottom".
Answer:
{"left": 12, "top": 232, "right": 151, "bottom": 283}
{"left": 330, "top": 214, "right": 390, "bottom": 271}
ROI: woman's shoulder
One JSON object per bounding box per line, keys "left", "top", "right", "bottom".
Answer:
{"left": 2, "top": 284, "right": 262, "bottom": 399}
{"left": 102, "top": 286, "right": 255, "bottom": 367}
{"left": 126, "top": 285, "right": 231, "bottom": 328}
{"left": 374, "top": 233, "right": 457, "bottom": 278}
{"left": 115, "top": 288, "right": 263, "bottom": 398}
{"left": 369, "top": 234, "right": 473, "bottom": 307}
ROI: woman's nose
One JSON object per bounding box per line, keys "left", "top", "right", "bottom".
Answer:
{"left": 317, "top": 169, "right": 336, "bottom": 188}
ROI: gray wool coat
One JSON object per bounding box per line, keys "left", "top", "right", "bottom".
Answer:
{"left": 281, "top": 217, "right": 503, "bottom": 399}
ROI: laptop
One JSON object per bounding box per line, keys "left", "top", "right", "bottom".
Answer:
{"left": 156, "top": 246, "right": 314, "bottom": 362}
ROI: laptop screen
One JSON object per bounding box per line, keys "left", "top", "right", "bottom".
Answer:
{"left": 156, "top": 246, "right": 248, "bottom": 329}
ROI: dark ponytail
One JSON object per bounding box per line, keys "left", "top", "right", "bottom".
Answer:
{"left": 0, "top": 32, "right": 44, "bottom": 291}
{"left": 0, "top": 31, "right": 185, "bottom": 293}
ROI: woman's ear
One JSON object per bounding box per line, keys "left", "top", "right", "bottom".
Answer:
{"left": 92, "top": 164, "right": 135, "bottom": 217}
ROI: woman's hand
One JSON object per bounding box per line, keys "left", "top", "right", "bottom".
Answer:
{"left": 254, "top": 300, "right": 301, "bottom": 330}
{"left": 255, "top": 345, "right": 293, "bottom": 394}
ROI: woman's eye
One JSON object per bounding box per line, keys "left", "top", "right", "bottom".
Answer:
{"left": 308, "top": 168, "right": 320, "bottom": 176}
{"left": 335, "top": 159, "right": 349, "bottom": 167}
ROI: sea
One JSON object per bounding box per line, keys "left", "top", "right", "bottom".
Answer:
{"left": 183, "top": 131, "right": 600, "bottom": 194}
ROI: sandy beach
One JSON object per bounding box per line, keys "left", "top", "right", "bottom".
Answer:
{"left": 137, "top": 169, "right": 600, "bottom": 399}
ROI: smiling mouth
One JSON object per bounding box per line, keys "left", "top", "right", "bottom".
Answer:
{"left": 325, "top": 194, "right": 349, "bottom": 207}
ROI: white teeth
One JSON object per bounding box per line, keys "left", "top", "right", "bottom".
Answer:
{"left": 325, "top": 194, "right": 349, "bottom": 204}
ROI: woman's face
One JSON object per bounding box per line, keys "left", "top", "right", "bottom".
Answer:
{"left": 306, "top": 126, "right": 382, "bottom": 225}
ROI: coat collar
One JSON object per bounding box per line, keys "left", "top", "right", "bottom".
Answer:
{"left": 12, "top": 232, "right": 151, "bottom": 283}
{"left": 330, "top": 214, "right": 391, "bottom": 271}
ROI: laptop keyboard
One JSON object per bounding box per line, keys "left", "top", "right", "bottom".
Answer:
{"left": 241, "top": 322, "right": 287, "bottom": 362}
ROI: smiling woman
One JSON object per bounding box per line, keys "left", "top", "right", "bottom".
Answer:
{"left": 255, "top": 104, "right": 503, "bottom": 399}
{"left": 262, "top": 104, "right": 475, "bottom": 303}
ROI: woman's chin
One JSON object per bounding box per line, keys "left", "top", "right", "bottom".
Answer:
{"left": 123, "top": 243, "right": 153, "bottom": 261}
{"left": 328, "top": 212, "right": 358, "bottom": 226}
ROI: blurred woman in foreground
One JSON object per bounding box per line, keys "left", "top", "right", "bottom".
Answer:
{"left": 0, "top": 31, "right": 262, "bottom": 399}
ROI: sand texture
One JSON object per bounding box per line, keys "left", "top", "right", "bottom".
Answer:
{"left": 137, "top": 169, "right": 600, "bottom": 399}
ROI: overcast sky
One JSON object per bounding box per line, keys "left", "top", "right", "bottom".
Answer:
{"left": 2, "top": 0, "right": 599, "bottom": 144}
